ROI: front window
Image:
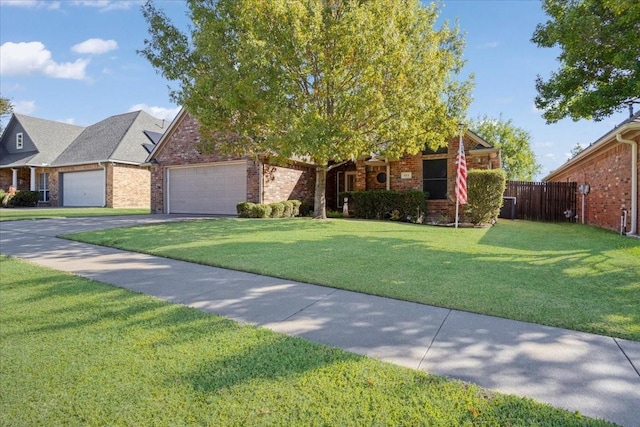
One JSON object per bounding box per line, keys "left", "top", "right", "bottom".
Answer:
{"left": 16, "top": 133, "right": 23, "bottom": 149}
{"left": 423, "top": 159, "right": 447, "bottom": 199}
{"left": 38, "top": 172, "right": 49, "bottom": 202}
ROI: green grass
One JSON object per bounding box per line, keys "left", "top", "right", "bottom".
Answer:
{"left": 66, "top": 218, "right": 640, "bottom": 341}
{"left": 0, "top": 256, "right": 617, "bottom": 426}
{"left": 0, "top": 207, "right": 150, "bottom": 221}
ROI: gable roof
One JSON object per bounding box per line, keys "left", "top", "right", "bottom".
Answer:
{"left": 0, "top": 114, "right": 84, "bottom": 168}
{"left": 544, "top": 110, "right": 640, "bottom": 181}
{"left": 51, "top": 110, "right": 166, "bottom": 166}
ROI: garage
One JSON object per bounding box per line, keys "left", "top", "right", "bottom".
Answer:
{"left": 62, "top": 169, "right": 105, "bottom": 207}
{"left": 167, "top": 162, "right": 247, "bottom": 215}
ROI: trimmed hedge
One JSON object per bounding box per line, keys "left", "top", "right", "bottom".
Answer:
{"left": 464, "top": 169, "right": 507, "bottom": 225}
{"left": 341, "top": 190, "right": 427, "bottom": 222}
{"left": 5, "top": 190, "right": 39, "bottom": 207}
{"left": 237, "top": 200, "right": 304, "bottom": 218}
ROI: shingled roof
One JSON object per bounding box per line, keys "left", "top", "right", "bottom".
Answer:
{"left": 51, "top": 111, "right": 166, "bottom": 166}
{"left": 0, "top": 114, "right": 84, "bottom": 167}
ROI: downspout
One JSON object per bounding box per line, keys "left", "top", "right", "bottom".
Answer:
{"left": 98, "top": 162, "right": 107, "bottom": 207}
{"left": 616, "top": 132, "right": 638, "bottom": 235}
{"left": 385, "top": 159, "right": 390, "bottom": 191}
{"left": 258, "top": 160, "right": 264, "bottom": 204}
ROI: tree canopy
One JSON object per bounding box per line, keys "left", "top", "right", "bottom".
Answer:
{"left": 531, "top": 0, "right": 640, "bottom": 123}
{"left": 470, "top": 115, "right": 541, "bottom": 181}
{"left": 0, "top": 97, "right": 14, "bottom": 135}
{"left": 140, "top": 0, "right": 472, "bottom": 218}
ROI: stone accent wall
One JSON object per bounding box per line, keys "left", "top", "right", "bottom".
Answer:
{"left": 547, "top": 142, "right": 639, "bottom": 233}
{"left": 112, "top": 164, "right": 151, "bottom": 208}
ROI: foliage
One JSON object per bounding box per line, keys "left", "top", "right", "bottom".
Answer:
{"left": 140, "top": 0, "right": 473, "bottom": 218}
{"left": 236, "top": 201, "right": 256, "bottom": 218}
{"left": 464, "top": 169, "right": 507, "bottom": 225}
{"left": 0, "top": 96, "right": 13, "bottom": 135}
{"left": 269, "top": 202, "right": 285, "bottom": 218}
{"left": 290, "top": 199, "right": 302, "bottom": 217}
{"left": 251, "top": 203, "right": 272, "bottom": 218}
{"left": 569, "top": 143, "right": 584, "bottom": 159}
{"left": 532, "top": 0, "right": 640, "bottom": 122}
{"left": 6, "top": 190, "right": 39, "bottom": 208}
{"left": 470, "top": 115, "right": 541, "bottom": 180}
{"left": 68, "top": 219, "right": 640, "bottom": 341}
{"left": 342, "top": 190, "right": 426, "bottom": 221}
{"left": 282, "top": 200, "right": 294, "bottom": 218}
{"left": 0, "top": 189, "right": 5, "bottom": 204}
{"left": 1, "top": 256, "right": 617, "bottom": 426}
{"left": 299, "top": 200, "right": 314, "bottom": 217}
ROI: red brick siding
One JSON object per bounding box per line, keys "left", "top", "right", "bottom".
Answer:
{"left": 547, "top": 142, "right": 639, "bottom": 233}
{"left": 151, "top": 112, "right": 315, "bottom": 214}
{"left": 112, "top": 164, "right": 151, "bottom": 208}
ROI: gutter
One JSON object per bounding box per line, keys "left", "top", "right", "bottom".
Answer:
{"left": 616, "top": 126, "right": 639, "bottom": 235}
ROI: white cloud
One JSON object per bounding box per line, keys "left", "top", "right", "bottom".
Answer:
{"left": 71, "top": 0, "right": 141, "bottom": 11}
{"left": 62, "top": 118, "right": 76, "bottom": 124}
{"left": 13, "top": 100, "right": 37, "bottom": 115}
{"left": 129, "top": 104, "right": 181, "bottom": 121}
{"left": 0, "top": 41, "right": 89, "bottom": 80}
{"left": 478, "top": 41, "right": 499, "bottom": 49}
{"left": 1, "top": 0, "right": 60, "bottom": 9}
{"left": 72, "top": 38, "right": 118, "bottom": 55}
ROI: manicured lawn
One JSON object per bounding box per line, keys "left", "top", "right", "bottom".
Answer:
{"left": 0, "top": 207, "right": 150, "bottom": 221}
{"left": 0, "top": 256, "right": 616, "bottom": 426}
{"left": 66, "top": 218, "right": 640, "bottom": 341}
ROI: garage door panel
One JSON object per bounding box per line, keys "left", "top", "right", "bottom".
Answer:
{"left": 63, "top": 170, "right": 104, "bottom": 207}
{"left": 168, "top": 163, "right": 247, "bottom": 215}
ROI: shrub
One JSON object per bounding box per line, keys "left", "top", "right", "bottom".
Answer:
{"left": 251, "top": 204, "right": 272, "bottom": 218}
{"left": 269, "top": 202, "right": 285, "bottom": 218}
{"left": 282, "top": 201, "right": 294, "bottom": 218}
{"left": 7, "top": 190, "right": 39, "bottom": 207}
{"left": 0, "top": 189, "right": 5, "bottom": 206}
{"left": 236, "top": 201, "right": 256, "bottom": 218}
{"left": 341, "top": 190, "right": 427, "bottom": 221}
{"left": 464, "top": 169, "right": 507, "bottom": 225}
{"left": 290, "top": 200, "right": 302, "bottom": 217}
{"left": 299, "top": 200, "right": 314, "bottom": 217}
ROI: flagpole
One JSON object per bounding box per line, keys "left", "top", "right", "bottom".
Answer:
{"left": 455, "top": 122, "right": 464, "bottom": 229}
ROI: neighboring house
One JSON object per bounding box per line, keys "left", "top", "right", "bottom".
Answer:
{"left": 147, "top": 108, "right": 501, "bottom": 219}
{"left": 544, "top": 111, "right": 639, "bottom": 236}
{"left": 0, "top": 111, "right": 166, "bottom": 208}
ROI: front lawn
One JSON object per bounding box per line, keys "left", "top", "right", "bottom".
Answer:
{"left": 0, "top": 256, "right": 616, "bottom": 426}
{"left": 0, "top": 207, "right": 150, "bottom": 221}
{"left": 66, "top": 218, "right": 640, "bottom": 341}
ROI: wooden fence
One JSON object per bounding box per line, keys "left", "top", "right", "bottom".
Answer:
{"left": 500, "top": 181, "right": 577, "bottom": 222}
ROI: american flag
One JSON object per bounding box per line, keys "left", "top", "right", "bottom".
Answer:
{"left": 455, "top": 139, "right": 467, "bottom": 205}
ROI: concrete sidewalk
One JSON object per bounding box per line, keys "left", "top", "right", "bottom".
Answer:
{"left": 1, "top": 216, "right": 639, "bottom": 426}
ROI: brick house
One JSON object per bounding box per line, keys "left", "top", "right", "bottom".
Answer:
{"left": 0, "top": 111, "right": 166, "bottom": 208}
{"left": 147, "top": 108, "right": 500, "bottom": 219}
{"left": 544, "top": 111, "right": 639, "bottom": 235}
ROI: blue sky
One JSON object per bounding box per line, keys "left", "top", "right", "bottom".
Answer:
{"left": 0, "top": 0, "right": 631, "bottom": 179}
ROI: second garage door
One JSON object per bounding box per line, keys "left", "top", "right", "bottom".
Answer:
{"left": 62, "top": 169, "right": 105, "bottom": 207}
{"left": 167, "top": 162, "right": 247, "bottom": 215}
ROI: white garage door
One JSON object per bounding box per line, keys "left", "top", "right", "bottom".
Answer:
{"left": 167, "top": 162, "right": 247, "bottom": 215}
{"left": 62, "top": 169, "right": 105, "bottom": 207}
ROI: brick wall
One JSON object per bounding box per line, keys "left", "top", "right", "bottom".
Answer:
{"left": 547, "top": 142, "right": 639, "bottom": 233}
{"left": 262, "top": 162, "right": 315, "bottom": 204}
{"left": 150, "top": 112, "right": 315, "bottom": 214}
{"left": 112, "top": 164, "right": 151, "bottom": 208}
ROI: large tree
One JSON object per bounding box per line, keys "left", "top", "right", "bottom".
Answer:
{"left": 0, "top": 97, "right": 13, "bottom": 135}
{"left": 140, "top": 0, "right": 472, "bottom": 218}
{"left": 470, "top": 115, "right": 541, "bottom": 181}
{"left": 532, "top": 0, "right": 640, "bottom": 123}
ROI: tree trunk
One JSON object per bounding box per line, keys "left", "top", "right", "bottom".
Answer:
{"left": 314, "top": 165, "right": 328, "bottom": 219}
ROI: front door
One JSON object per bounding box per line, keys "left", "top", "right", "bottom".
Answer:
{"left": 337, "top": 171, "right": 356, "bottom": 208}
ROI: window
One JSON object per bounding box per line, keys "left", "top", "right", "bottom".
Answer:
{"left": 16, "top": 133, "right": 23, "bottom": 149}
{"left": 423, "top": 159, "right": 447, "bottom": 199}
{"left": 38, "top": 172, "right": 49, "bottom": 202}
